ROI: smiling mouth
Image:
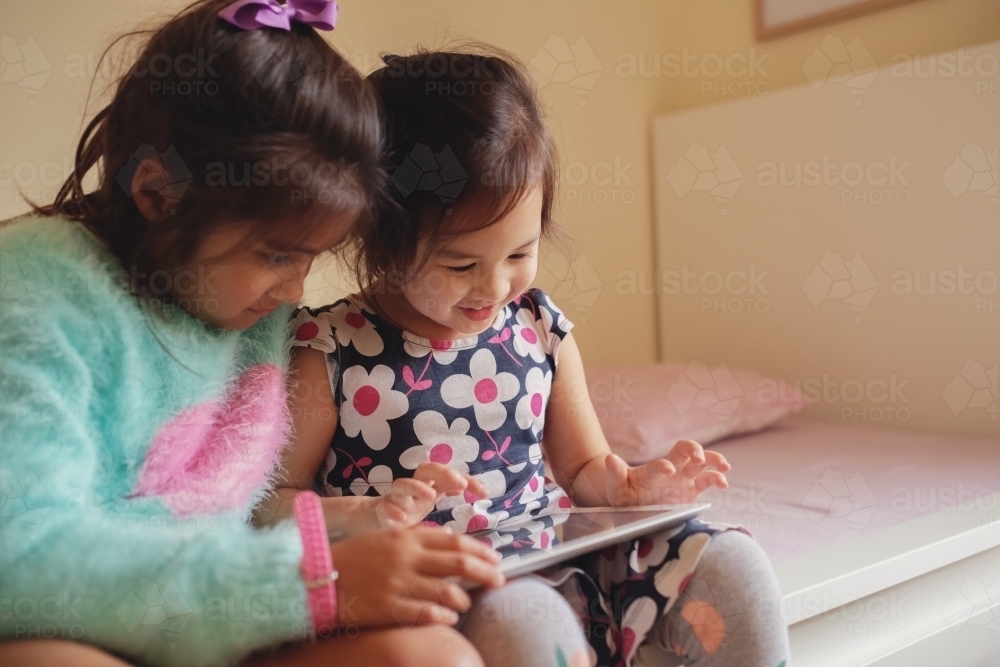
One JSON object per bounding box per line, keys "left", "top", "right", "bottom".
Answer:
{"left": 249, "top": 304, "right": 279, "bottom": 316}
{"left": 458, "top": 304, "right": 496, "bottom": 321}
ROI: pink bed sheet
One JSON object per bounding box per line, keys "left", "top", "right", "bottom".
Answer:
{"left": 699, "top": 416, "right": 1000, "bottom": 563}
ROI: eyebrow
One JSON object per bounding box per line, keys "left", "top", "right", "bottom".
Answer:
{"left": 437, "top": 234, "right": 540, "bottom": 261}
{"left": 266, "top": 240, "right": 330, "bottom": 255}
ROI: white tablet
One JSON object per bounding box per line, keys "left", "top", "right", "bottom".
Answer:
{"left": 471, "top": 503, "right": 711, "bottom": 579}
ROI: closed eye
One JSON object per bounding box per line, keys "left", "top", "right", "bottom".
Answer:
{"left": 446, "top": 263, "right": 476, "bottom": 273}
{"left": 509, "top": 252, "right": 533, "bottom": 261}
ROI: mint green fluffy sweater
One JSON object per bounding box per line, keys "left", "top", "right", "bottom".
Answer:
{"left": 0, "top": 216, "right": 310, "bottom": 666}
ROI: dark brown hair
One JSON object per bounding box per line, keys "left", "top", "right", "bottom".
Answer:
{"left": 359, "top": 47, "right": 557, "bottom": 287}
{"left": 38, "top": 0, "right": 385, "bottom": 293}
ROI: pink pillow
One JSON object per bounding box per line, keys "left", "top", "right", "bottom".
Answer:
{"left": 582, "top": 362, "right": 807, "bottom": 464}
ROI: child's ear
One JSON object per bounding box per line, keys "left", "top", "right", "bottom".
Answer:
{"left": 129, "top": 157, "right": 174, "bottom": 223}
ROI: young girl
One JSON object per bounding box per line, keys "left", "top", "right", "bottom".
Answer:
{"left": 266, "top": 51, "right": 791, "bottom": 666}
{"left": 0, "top": 5, "right": 506, "bottom": 667}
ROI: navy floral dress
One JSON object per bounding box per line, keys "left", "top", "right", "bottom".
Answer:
{"left": 291, "top": 289, "right": 724, "bottom": 667}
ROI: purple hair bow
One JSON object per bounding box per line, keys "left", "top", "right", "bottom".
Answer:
{"left": 218, "top": 0, "right": 338, "bottom": 31}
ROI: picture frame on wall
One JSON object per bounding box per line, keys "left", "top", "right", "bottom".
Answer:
{"left": 755, "top": 0, "right": 920, "bottom": 40}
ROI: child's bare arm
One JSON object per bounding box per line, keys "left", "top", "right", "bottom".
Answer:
{"left": 542, "top": 333, "right": 729, "bottom": 507}
{"left": 254, "top": 347, "right": 487, "bottom": 537}
{"left": 253, "top": 346, "right": 375, "bottom": 535}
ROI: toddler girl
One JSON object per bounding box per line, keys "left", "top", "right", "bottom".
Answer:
{"left": 267, "top": 50, "right": 791, "bottom": 667}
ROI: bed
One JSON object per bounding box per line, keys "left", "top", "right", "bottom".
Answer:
{"left": 708, "top": 417, "right": 1000, "bottom": 666}
{"left": 643, "top": 36, "right": 1000, "bottom": 667}
{"left": 620, "top": 416, "right": 1000, "bottom": 667}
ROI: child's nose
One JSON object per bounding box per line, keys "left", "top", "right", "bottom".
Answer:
{"left": 477, "top": 268, "right": 508, "bottom": 303}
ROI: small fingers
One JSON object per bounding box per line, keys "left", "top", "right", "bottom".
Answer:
{"left": 416, "top": 527, "right": 502, "bottom": 565}
{"left": 463, "top": 474, "right": 489, "bottom": 500}
{"left": 414, "top": 463, "right": 469, "bottom": 496}
{"left": 390, "top": 599, "right": 460, "bottom": 627}
{"left": 694, "top": 471, "right": 729, "bottom": 494}
{"left": 704, "top": 450, "right": 731, "bottom": 472}
{"left": 405, "top": 576, "right": 473, "bottom": 614}
{"left": 417, "top": 551, "right": 505, "bottom": 589}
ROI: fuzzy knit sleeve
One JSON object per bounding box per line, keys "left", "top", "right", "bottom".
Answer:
{"left": 0, "top": 218, "right": 310, "bottom": 667}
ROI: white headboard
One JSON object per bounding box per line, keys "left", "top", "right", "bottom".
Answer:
{"left": 652, "top": 38, "right": 999, "bottom": 436}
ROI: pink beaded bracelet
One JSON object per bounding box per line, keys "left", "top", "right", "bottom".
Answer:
{"left": 292, "top": 490, "right": 338, "bottom": 636}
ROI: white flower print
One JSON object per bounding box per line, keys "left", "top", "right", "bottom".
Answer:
{"left": 627, "top": 526, "right": 684, "bottom": 574}
{"left": 440, "top": 349, "right": 519, "bottom": 432}
{"left": 349, "top": 464, "right": 394, "bottom": 496}
{"left": 515, "top": 367, "right": 552, "bottom": 434}
{"left": 403, "top": 337, "right": 459, "bottom": 365}
{"left": 543, "top": 293, "right": 571, "bottom": 331}
{"left": 654, "top": 532, "right": 712, "bottom": 600}
{"left": 511, "top": 308, "right": 547, "bottom": 362}
{"left": 445, "top": 499, "right": 509, "bottom": 534}
{"left": 340, "top": 365, "right": 408, "bottom": 450}
{"left": 515, "top": 470, "right": 546, "bottom": 508}
{"left": 327, "top": 302, "right": 384, "bottom": 357}
{"left": 476, "top": 529, "right": 515, "bottom": 551}
{"left": 619, "top": 596, "right": 658, "bottom": 662}
{"left": 398, "top": 411, "right": 480, "bottom": 474}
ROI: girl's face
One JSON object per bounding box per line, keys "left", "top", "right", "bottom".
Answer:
{"left": 399, "top": 185, "right": 543, "bottom": 338}
{"left": 164, "top": 222, "right": 345, "bottom": 330}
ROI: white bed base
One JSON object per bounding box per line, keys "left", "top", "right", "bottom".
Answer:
{"left": 778, "top": 493, "right": 1000, "bottom": 666}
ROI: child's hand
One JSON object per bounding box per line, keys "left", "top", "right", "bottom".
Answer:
{"left": 330, "top": 526, "right": 505, "bottom": 628}
{"left": 605, "top": 439, "right": 730, "bottom": 507}
{"left": 376, "top": 463, "right": 489, "bottom": 528}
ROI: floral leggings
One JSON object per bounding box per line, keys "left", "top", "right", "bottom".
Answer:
{"left": 459, "top": 524, "right": 790, "bottom": 667}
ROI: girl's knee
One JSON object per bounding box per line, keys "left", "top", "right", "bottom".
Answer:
{"left": 383, "top": 626, "right": 484, "bottom": 667}
{"left": 0, "top": 640, "right": 133, "bottom": 667}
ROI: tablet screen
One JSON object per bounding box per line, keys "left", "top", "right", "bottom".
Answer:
{"left": 470, "top": 503, "right": 710, "bottom": 579}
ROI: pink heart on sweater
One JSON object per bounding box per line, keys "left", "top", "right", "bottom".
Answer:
{"left": 133, "top": 363, "right": 290, "bottom": 517}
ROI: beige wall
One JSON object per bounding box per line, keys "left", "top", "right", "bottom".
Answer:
{"left": 2, "top": 0, "right": 998, "bottom": 371}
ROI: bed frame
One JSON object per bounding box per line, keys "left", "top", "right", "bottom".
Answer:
{"left": 778, "top": 493, "right": 1000, "bottom": 665}
{"left": 650, "top": 39, "right": 1000, "bottom": 665}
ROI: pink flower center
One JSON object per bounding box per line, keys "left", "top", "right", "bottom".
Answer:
{"left": 344, "top": 312, "right": 366, "bottom": 329}
{"left": 352, "top": 385, "right": 380, "bottom": 416}
{"left": 431, "top": 339, "right": 453, "bottom": 351}
{"left": 467, "top": 514, "right": 489, "bottom": 532}
{"left": 429, "top": 443, "right": 453, "bottom": 464}
{"left": 530, "top": 393, "right": 543, "bottom": 417}
{"left": 519, "top": 327, "right": 537, "bottom": 344}
{"left": 295, "top": 322, "right": 319, "bottom": 341}
{"left": 474, "top": 378, "right": 498, "bottom": 404}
